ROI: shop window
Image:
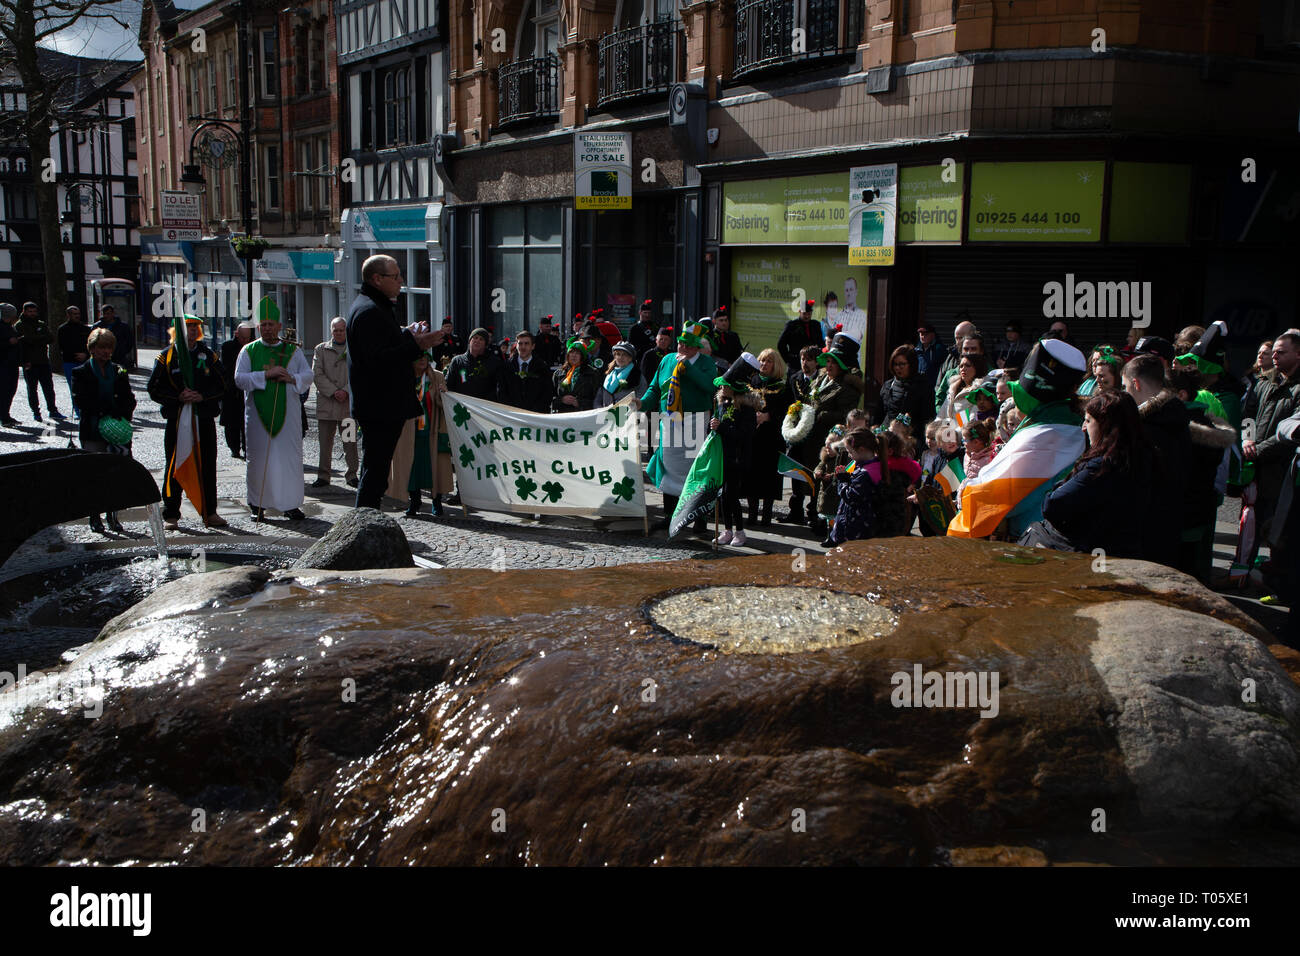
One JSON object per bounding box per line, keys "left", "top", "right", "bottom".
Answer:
{"left": 485, "top": 203, "right": 563, "bottom": 334}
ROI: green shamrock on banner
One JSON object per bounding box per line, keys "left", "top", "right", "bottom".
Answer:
{"left": 452, "top": 403, "right": 471, "bottom": 428}
{"left": 540, "top": 481, "right": 564, "bottom": 503}
{"left": 516, "top": 476, "right": 538, "bottom": 500}
{"left": 610, "top": 477, "right": 635, "bottom": 502}
{"left": 605, "top": 405, "right": 629, "bottom": 427}
{"left": 459, "top": 444, "right": 475, "bottom": 467}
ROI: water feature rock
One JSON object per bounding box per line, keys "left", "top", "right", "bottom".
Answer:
{"left": 1, "top": 537, "right": 1298, "bottom": 866}
{"left": 292, "top": 508, "right": 413, "bottom": 572}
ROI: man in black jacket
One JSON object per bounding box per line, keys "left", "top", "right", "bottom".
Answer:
{"left": 640, "top": 326, "right": 673, "bottom": 384}
{"left": 533, "top": 316, "right": 563, "bottom": 369}
{"left": 148, "top": 316, "right": 228, "bottom": 529}
{"left": 777, "top": 299, "right": 824, "bottom": 370}
{"left": 1124, "top": 354, "right": 1190, "bottom": 567}
{"left": 0, "top": 303, "right": 21, "bottom": 426}
{"left": 220, "top": 321, "right": 253, "bottom": 458}
{"left": 446, "top": 327, "right": 503, "bottom": 399}
{"left": 346, "top": 254, "right": 444, "bottom": 509}
{"left": 628, "top": 299, "right": 657, "bottom": 361}
{"left": 497, "top": 329, "right": 554, "bottom": 413}
{"left": 91, "top": 305, "right": 135, "bottom": 371}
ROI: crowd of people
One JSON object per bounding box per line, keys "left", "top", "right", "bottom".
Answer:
{"left": 2, "top": 267, "right": 1296, "bottom": 640}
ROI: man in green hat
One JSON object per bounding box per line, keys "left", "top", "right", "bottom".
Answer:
{"left": 148, "top": 315, "right": 227, "bottom": 529}
{"left": 233, "top": 297, "right": 314, "bottom": 519}
{"left": 638, "top": 320, "right": 717, "bottom": 529}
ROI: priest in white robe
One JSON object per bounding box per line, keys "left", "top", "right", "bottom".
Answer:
{"left": 234, "top": 298, "right": 314, "bottom": 519}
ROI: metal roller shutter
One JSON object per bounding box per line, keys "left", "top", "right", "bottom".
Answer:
{"left": 922, "top": 248, "right": 1153, "bottom": 354}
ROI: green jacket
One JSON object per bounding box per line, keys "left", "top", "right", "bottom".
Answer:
{"left": 640, "top": 350, "right": 715, "bottom": 414}
{"left": 14, "top": 317, "right": 52, "bottom": 366}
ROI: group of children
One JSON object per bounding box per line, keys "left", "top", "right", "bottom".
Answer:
{"left": 708, "top": 357, "right": 1033, "bottom": 546}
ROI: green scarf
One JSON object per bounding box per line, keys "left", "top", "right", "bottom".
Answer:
{"left": 246, "top": 339, "right": 296, "bottom": 437}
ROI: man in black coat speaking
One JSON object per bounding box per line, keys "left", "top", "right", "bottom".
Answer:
{"left": 346, "top": 254, "right": 444, "bottom": 509}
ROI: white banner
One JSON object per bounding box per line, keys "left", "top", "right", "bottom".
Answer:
{"left": 440, "top": 392, "right": 646, "bottom": 518}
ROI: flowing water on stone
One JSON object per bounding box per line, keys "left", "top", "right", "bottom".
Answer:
{"left": 146, "top": 502, "right": 167, "bottom": 562}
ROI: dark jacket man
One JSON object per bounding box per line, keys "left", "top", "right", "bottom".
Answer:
{"left": 148, "top": 330, "right": 225, "bottom": 522}
{"left": 628, "top": 305, "right": 658, "bottom": 361}
{"left": 777, "top": 309, "right": 825, "bottom": 369}
{"left": 92, "top": 316, "right": 135, "bottom": 369}
{"left": 346, "top": 284, "right": 423, "bottom": 421}
{"left": 1138, "top": 389, "right": 1192, "bottom": 567}
{"left": 446, "top": 328, "right": 504, "bottom": 400}
{"left": 1248, "top": 364, "right": 1300, "bottom": 524}
{"left": 498, "top": 353, "right": 555, "bottom": 413}
{"left": 346, "top": 261, "right": 441, "bottom": 509}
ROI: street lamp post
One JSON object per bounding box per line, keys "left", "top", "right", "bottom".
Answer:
{"left": 181, "top": 0, "right": 256, "bottom": 341}
{"left": 182, "top": 117, "right": 253, "bottom": 338}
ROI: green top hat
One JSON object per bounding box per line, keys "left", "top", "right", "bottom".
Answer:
{"left": 678, "top": 322, "right": 708, "bottom": 349}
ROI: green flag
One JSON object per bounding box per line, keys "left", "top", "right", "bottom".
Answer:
{"left": 670, "top": 431, "right": 725, "bottom": 538}
{"left": 172, "top": 315, "right": 194, "bottom": 388}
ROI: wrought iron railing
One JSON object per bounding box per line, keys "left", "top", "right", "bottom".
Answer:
{"left": 597, "top": 20, "right": 684, "bottom": 108}
{"left": 733, "top": 0, "right": 863, "bottom": 79}
{"left": 497, "top": 54, "right": 561, "bottom": 127}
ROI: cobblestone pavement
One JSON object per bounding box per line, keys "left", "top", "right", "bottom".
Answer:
{"left": 1, "top": 348, "right": 1287, "bottom": 642}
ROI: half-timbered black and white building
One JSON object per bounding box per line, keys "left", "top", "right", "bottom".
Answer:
{"left": 336, "top": 0, "right": 448, "bottom": 326}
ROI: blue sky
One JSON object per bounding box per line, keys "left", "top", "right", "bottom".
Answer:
{"left": 38, "top": 1, "right": 209, "bottom": 62}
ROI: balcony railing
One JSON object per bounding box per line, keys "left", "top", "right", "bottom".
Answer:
{"left": 497, "top": 54, "right": 561, "bottom": 127}
{"left": 733, "top": 0, "right": 863, "bottom": 80}
{"left": 597, "top": 20, "right": 684, "bottom": 108}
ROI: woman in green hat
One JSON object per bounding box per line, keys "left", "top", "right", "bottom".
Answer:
{"left": 551, "top": 338, "right": 599, "bottom": 412}
{"left": 71, "top": 327, "right": 137, "bottom": 533}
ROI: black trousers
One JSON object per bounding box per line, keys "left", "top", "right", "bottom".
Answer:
{"left": 162, "top": 413, "right": 219, "bottom": 519}
{"left": 356, "top": 417, "right": 406, "bottom": 509}
{"left": 222, "top": 393, "right": 245, "bottom": 456}
{"left": 23, "top": 363, "right": 58, "bottom": 414}
{"left": 0, "top": 366, "right": 17, "bottom": 419}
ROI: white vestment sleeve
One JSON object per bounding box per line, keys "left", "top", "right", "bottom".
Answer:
{"left": 234, "top": 344, "right": 267, "bottom": 393}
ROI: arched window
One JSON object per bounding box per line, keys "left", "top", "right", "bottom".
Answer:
{"left": 516, "top": 0, "right": 564, "bottom": 60}
{"left": 615, "top": 0, "right": 676, "bottom": 29}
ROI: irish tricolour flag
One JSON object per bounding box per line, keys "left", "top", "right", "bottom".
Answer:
{"left": 946, "top": 420, "right": 1084, "bottom": 538}
{"left": 777, "top": 452, "right": 814, "bottom": 488}
{"left": 164, "top": 315, "right": 206, "bottom": 516}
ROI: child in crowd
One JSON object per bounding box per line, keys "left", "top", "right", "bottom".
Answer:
{"left": 813, "top": 424, "right": 847, "bottom": 540}
{"left": 827, "top": 428, "right": 883, "bottom": 546}
{"left": 709, "top": 377, "right": 757, "bottom": 546}
{"left": 965, "top": 377, "right": 1000, "bottom": 423}
{"left": 875, "top": 429, "right": 923, "bottom": 536}
{"left": 921, "top": 418, "right": 961, "bottom": 487}
{"left": 995, "top": 398, "right": 1022, "bottom": 452}
{"left": 962, "top": 418, "right": 998, "bottom": 482}
{"left": 888, "top": 412, "right": 917, "bottom": 459}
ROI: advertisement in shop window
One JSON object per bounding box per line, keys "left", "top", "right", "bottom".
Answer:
{"left": 847, "top": 164, "right": 898, "bottom": 266}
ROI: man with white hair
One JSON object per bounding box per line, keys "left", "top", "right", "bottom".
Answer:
{"left": 312, "top": 317, "right": 358, "bottom": 488}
